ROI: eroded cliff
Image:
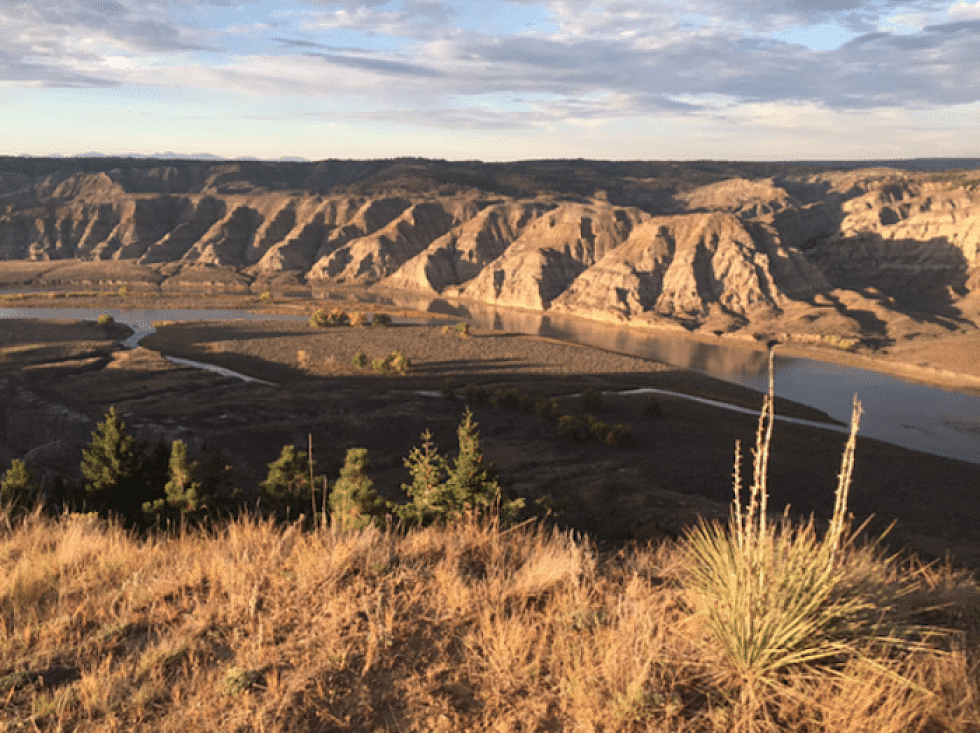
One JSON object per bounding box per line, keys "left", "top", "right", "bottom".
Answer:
{"left": 2, "top": 158, "right": 980, "bottom": 342}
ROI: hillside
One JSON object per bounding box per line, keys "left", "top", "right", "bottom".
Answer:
{"left": 2, "top": 158, "right": 980, "bottom": 347}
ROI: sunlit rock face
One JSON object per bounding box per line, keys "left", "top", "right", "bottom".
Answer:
{"left": 2, "top": 158, "right": 979, "bottom": 334}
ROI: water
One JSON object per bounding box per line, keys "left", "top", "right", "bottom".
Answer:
{"left": 389, "top": 297, "right": 980, "bottom": 465}
{"left": 2, "top": 301, "right": 979, "bottom": 464}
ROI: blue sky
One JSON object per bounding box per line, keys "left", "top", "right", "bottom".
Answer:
{"left": 2, "top": 0, "right": 979, "bottom": 161}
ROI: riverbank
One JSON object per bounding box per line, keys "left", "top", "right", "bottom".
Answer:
{"left": 6, "top": 285, "right": 980, "bottom": 399}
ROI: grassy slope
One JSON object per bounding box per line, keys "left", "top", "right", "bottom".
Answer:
{"left": 1, "top": 506, "right": 979, "bottom": 732}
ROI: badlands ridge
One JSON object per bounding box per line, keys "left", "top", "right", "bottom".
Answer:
{"left": 2, "top": 157, "right": 980, "bottom": 350}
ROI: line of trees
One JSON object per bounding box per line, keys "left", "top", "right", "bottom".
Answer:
{"left": 0, "top": 406, "right": 525, "bottom": 531}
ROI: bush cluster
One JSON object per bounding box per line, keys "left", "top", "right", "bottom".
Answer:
{"left": 352, "top": 350, "right": 411, "bottom": 375}
{"left": 462, "top": 383, "right": 636, "bottom": 448}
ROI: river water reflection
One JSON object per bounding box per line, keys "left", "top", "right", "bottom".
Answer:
{"left": 2, "top": 302, "right": 979, "bottom": 465}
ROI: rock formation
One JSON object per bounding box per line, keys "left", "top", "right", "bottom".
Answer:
{"left": 2, "top": 157, "right": 980, "bottom": 340}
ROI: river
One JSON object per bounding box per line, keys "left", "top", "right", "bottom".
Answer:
{"left": 2, "top": 300, "right": 979, "bottom": 465}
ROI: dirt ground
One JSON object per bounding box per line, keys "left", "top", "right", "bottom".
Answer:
{"left": 3, "top": 290, "right": 980, "bottom": 569}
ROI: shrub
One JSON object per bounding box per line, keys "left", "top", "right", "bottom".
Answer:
{"left": 350, "top": 311, "right": 368, "bottom": 327}
{"left": 580, "top": 387, "right": 603, "bottom": 411}
{"left": 672, "top": 353, "right": 937, "bottom": 709}
{"left": 388, "top": 351, "right": 411, "bottom": 375}
{"left": 371, "top": 313, "right": 392, "bottom": 327}
{"left": 117, "top": 286, "right": 128, "bottom": 298}
{"left": 462, "top": 383, "right": 487, "bottom": 404}
{"left": 329, "top": 448, "right": 388, "bottom": 531}
{"left": 604, "top": 423, "right": 636, "bottom": 448}
{"left": 557, "top": 414, "right": 586, "bottom": 441}
{"left": 142, "top": 440, "right": 211, "bottom": 520}
{"left": 371, "top": 357, "right": 390, "bottom": 374}
{"left": 96, "top": 314, "right": 114, "bottom": 328}
{"left": 309, "top": 308, "right": 329, "bottom": 328}
{"left": 455, "top": 322, "right": 471, "bottom": 338}
{"left": 258, "top": 291, "right": 273, "bottom": 303}
{"left": 489, "top": 387, "right": 520, "bottom": 410}
{"left": 534, "top": 397, "right": 562, "bottom": 421}
{"left": 586, "top": 415, "right": 609, "bottom": 443}
{"left": 0, "top": 459, "right": 42, "bottom": 515}
{"left": 352, "top": 352, "right": 368, "bottom": 369}
{"left": 328, "top": 308, "right": 349, "bottom": 326}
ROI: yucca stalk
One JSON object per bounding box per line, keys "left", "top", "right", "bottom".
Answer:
{"left": 676, "top": 347, "right": 935, "bottom": 698}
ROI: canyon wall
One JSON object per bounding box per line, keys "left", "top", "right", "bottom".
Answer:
{"left": 2, "top": 159, "right": 980, "bottom": 341}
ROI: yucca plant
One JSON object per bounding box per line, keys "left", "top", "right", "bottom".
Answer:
{"left": 675, "top": 348, "right": 944, "bottom": 707}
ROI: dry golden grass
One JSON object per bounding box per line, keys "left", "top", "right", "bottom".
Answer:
{"left": 2, "top": 353, "right": 979, "bottom": 731}
{"left": 0, "top": 506, "right": 977, "bottom": 733}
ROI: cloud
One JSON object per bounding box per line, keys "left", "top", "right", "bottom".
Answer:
{"left": 303, "top": 51, "right": 446, "bottom": 77}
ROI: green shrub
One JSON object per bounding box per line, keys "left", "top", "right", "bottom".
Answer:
{"left": 388, "top": 351, "right": 411, "bottom": 375}
{"left": 0, "top": 459, "right": 41, "bottom": 515}
{"left": 309, "top": 308, "right": 329, "bottom": 328}
{"left": 604, "top": 423, "right": 636, "bottom": 448}
{"left": 581, "top": 387, "right": 603, "bottom": 411}
{"left": 557, "top": 414, "right": 586, "bottom": 441}
{"left": 96, "top": 314, "right": 114, "bottom": 328}
{"left": 455, "top": 322, "right": 471, "bottom": 338}
{"left": 534, "top": 397, "right": 562, "bottom": 421}
{"left": 350, "top": 311, "right": 368, "bottom": 327}
{"left": 259, "top": 291, "right": 273, "bottom": 303}
{"left": 443, "top": 409, "right": 522, "bottom": 522}
{"left": 117, "top": 286, "right": 128, "bottom": 298}
{"left": 352, "top": 352, "right": 368, "bottom": 369}
{"left": 672, "top": 355, "right": 935, "bottom": 705}
{"left": 489, "top": 387, "right": 520, "bottom": 410}
{"left": 328, "top": 308, "right": 349, "bottom": 326}
{"left": 586, "top": 414, "right": 609, "bottom": 443}
{"left": 371, "top": 357, "right": 390, "bottom": 374}
{"left": 329, "top": 448, "right": 388, "bottom": 531}
{"left": 371, "top": 313, "right": 392, "bottom": 327}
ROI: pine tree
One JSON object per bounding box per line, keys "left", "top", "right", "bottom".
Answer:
{"left": 80, "top": 407, "right": 143, "bottom": 518}
{"left": 1, "top": 459, "right": 41, "bottom": 515}
{"left": 143, "top": 440, "right": 208, "bottom": 519}
{"left": 329, "top": 448, "right": 387, "bottom": 531}
{"left": 444, "top": 408, "right": 524, "bottom": 523}
{"left": 397, "top": 430, "right": 449, "bottom": 526}
{"left": 259, "top": 445, "right": 321, "bottom": 518}
{"left": 444, "top": 408, "right": 499, "bottom": 511}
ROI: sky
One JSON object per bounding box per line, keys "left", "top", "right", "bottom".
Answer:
{"left": 2, "top": 0, "right": 980, "bottom": 161}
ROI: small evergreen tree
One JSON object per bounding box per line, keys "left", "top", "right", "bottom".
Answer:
{"left": 80, "top": 407, "right": 143, "bottom": 519}
{"left": 329, "top": 448, "right": 387, "bottom": 531}
{"left": 443, "top": 408, "right": 524, "bottom": 523}
{"left": 397, "top": 430, "right": 449, "bottom": 526}
{"left": 444, "top": 408, "right": 498, "bottom": 511}
{"left": 1, "top": 459, "right": 42, "bottom": 515}
{"left": 259, "top": 445, "right": 322, "bottom": 519}
{"left": 143, "top": 440, "right": 209, "bottom": 520}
